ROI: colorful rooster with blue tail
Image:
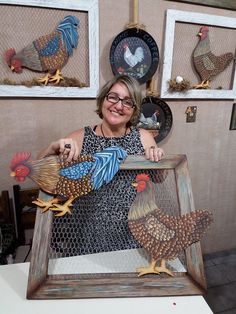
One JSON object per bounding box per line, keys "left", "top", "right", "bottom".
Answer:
{"left": 10, "top": 147, "right": 127, "bottom": 216}
{"left": 4, "top": 15, "right": 79, "bottom": 85}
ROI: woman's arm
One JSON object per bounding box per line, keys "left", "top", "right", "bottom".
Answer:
{"left": 37, "top": 128, "right": 85, "bottom": 161}
{"left": 139, "top": 128, "right": 164, "bottom": 162}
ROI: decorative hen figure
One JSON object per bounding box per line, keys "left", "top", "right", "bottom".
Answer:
{"left": 128, "top": 174, "right": 213, "bottom": 276}
{"left": 138, "top": 110, "right": 161, "bottom": 129}
{"left": 193, "top": 26, "right": 234, "bottom": 89}
{"left": 10, "top": 147, "right": 127, "bottom": 216}
{"left": 123, "top": 43, "right": 144, "bottom": 68}
{"left": 4, "top": 15, "right": 79, "bottom": 85}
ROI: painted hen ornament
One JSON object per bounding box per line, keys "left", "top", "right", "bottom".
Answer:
{"left": 193, "top": 26, "right": 234, "bottom": 89}
{"left": 128, "top": 174, "right": 213, "bottom": 277}
{"left": 10, "top": 147, "right": 127, "bottom": 217}
{"left": 4, "top": 15, "right": 79, "bottom": 85}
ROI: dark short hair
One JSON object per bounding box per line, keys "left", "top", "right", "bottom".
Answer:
{"left": 96, "top": 75, "right": 142, "bottom": 126}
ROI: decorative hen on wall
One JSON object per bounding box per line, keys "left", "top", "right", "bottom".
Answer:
{"left": 4, "top": 15, "right": 79, "bottom": 85}
{"left": 193, "top": 26, "right": 234, "bottom": 89}
{"left": 123, "top": 43, "right": 144, "bottom": 68}
{"left": 128, "top": 174, "right": 213, "bottom": 276}
{"left": 10, "top": 147, "right": 127, "bottom": 216}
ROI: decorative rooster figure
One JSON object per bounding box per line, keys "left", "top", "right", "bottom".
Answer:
{"left": 4, "top": 15, "right": 79, "bottom": 85}
{"left": 128, "top": 173, "right": 213, "bottom": 277}
{"left": 123, "top": 43, "right": 144, "bottom": 68}
{"left": 193, "top": 26, "right": 234, "bottom": 89}
{"left": 10, "top": 147, "right": 127, "bottom": 216}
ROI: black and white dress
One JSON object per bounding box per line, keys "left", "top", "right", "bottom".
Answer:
{"left": 51, "top": 126, "right": 145, "bottom": 256}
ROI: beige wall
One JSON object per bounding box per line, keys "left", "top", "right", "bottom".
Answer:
{"left": 0, "top": 0, "right": 235, "bottom": 254}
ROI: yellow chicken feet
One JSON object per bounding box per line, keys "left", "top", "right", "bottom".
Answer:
{"left": 50, "top": 197, "right": 75, "bottom": 217}
{"left": 32, "top": 197, "right": 59, "bottom": 213}
{"left": 37, "top": 73, "right": 52, "bottom": 85}
{"left": 136, "top": 260, "right": 160, "bottom": 277}
{"left": 154, "top": 259, "right": 174, "bottom": 277}
{"left": 49, "top": 69, "right": 63, "bottom": 84}
{"left": 192, "top": 79, "right": 210, "bottom": 89}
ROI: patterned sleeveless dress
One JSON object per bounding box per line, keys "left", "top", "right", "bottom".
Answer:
{"left": 51, "top": 126, "right": 145, "bottom": 256}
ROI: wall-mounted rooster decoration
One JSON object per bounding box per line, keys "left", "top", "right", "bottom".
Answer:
{"left": 193, "top": 26, "right": 234, "bottom": 89}
{"left": 4, "top": 15, "right": 79, "bottom": 85}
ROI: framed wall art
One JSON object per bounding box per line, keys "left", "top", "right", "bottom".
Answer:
{"left": 137, "top": 96, "right": 173, "bottom": 143}
{"left": 0, "top": 0, "right": 99, "bottom": 98}
{"left": 229, "top": 103, "right": 236, "bottom": 130}
{"left": 26, "top": 155, "right": 210, "bottom": 299}
{"left": 160, "top": 9, "right": 236, "bottom": 99}
{"left": 166, "top": 0, "right": 236, "bottom": 10}
{"left": 110, "top": 28, "right": 159, "bottom": 85}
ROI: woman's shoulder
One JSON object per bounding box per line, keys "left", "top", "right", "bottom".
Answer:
{"left": 66, "top": 127, "right": 85, "bottom": 140}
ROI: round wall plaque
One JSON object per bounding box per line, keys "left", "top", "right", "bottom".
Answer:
{"left": 110, "top": 28, "right": 159, "bottom": 84}
{"left": 137, "top": 96, "right": 173, "bottom": 143}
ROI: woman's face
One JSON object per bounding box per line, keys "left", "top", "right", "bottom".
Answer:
{"left": 101, "top": 82, "right": 134, "bottom": 128}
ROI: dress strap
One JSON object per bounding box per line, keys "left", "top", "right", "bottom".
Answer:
{"left": 93, "top": 125, "right": 97, "bottom": 132}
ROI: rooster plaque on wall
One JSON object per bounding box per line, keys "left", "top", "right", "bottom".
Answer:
{"left": 4, "top": 15, "right": 79, "bottom": 85}
{"left": 193, "top": 26, "right": 234, "bottom": 89}
{"left": 10, "top": 147, "right": 127, "bottom": 217}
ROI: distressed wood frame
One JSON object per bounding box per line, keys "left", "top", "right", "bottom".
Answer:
{"left": 160, "top": 9, "right": 236, "bottom": 99}
{"left": 166, "top": 0, "right": 236, "bottom": 10}
{"left": 26, "top": 155, "right": 207, "bottom": 299}
{"left": 0, "top": 0, "right": 99, "bottom": 98}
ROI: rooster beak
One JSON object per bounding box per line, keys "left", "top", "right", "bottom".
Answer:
{"left": 10, "top": 171, "right": 16, "bottom": 177}
{"left": 132, "top": 182, "right": 138, "bottom": 187}
{"left": 197, "top": 32, "right": 202, "bottom": 37}
{"left": 10, "top": 65, "right": 15, "bottom": 71}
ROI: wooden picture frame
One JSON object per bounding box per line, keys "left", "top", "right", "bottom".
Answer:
{"left": 160, "top": 9, "right": 236, "bottom": 99}
{"left": 27, "top": 155, "right": 208, "bottom": 299}
{"left": 166, "top": 0, "right": 236, "bottom": 10}
{"left": 229, "top": 103, "right": 236, "bottom": 130}
{"left": 0, "top": 0, "right": 99, "bottom": 98}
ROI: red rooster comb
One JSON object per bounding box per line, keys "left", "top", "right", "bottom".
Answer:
{"left": 200, "top": 26, "right": 209, "bottom": 33}
{"left": 10, "top": 152, "right": 31, "bottom": 171}
{"left": 4, "top": 48, "right": 16, "bottom": 66}
{"left": 136, "top": 173, "right": 150, "bottom": 182}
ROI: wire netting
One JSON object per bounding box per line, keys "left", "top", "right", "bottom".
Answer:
{"left": 0, "top": 4, "right": 89, "bottom": 85}
{"left": 48, "top": 169, "right": 187, "bottom": 275}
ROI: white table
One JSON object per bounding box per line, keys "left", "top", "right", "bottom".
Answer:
{"left": 0, "top": 262, "right": 213, "bottom": 314}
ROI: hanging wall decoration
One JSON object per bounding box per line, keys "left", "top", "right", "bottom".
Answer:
{"left": 0, "top": 0, "right": 99, "bottom": 98}
{"left": 138, "top": 79, "right": 173, "bottom": 143}
{"left": 160, "top": 9, "right": 236, "bottom": 99}
{"left": 109, "top": 0, "right": 159, "bottom": 84}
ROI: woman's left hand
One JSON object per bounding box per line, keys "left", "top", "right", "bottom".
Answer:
{"left": 145, "top": 146, "right": 164, "bottom": 162}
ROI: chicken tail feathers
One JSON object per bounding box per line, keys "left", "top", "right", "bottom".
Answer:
{"left": 91, "top": 146, "right": 127, "bottom": 189}
{"left": 189, "top": 209, "right": 213, "bottom": 243}
{"left": 57, "top": 15, "right": 79, "bottom": 56}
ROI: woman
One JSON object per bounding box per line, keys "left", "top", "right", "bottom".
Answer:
{"left": 39, "top": 75, "right": 164, "bottom": 256}
{"left": 39, "top": 75, "right": 164, "bottom": 161}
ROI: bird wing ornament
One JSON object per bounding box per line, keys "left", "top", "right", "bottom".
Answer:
{"left": 128, "top": 173, "right": 213, "bottom": 277}
{"left": 10, "top": 146, "right": 127, "bottom": 217}
{"left": 193, "top": 26, "right": 234, "bottom": 89}
{"left": 4, "top": 15, "right": 79, "bottom": 85}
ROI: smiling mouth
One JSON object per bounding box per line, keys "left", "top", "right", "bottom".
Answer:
{"left": 109, "top": 109, "right": 124, "bottom": 116}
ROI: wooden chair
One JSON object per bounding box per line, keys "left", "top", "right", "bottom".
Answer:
{"left": 13, "top": 185, "right": 39, "bottom": 245}
{"left": 0, "top": 190, "right": 16, "bottom": 264}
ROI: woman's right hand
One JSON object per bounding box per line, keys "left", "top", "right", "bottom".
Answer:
{"left": 39, "top": 138, "right": 80, "bottom": 162}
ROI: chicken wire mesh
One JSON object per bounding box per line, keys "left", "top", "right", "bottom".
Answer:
{"left": 48, "top": 169, "right": 187, "bottom": 275}
{"left": 0, "top": 4, "right": 89, "bottom": 85}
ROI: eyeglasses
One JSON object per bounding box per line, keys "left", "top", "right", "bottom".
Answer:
{"left": 106, "top": 92, "right": 135, "bottom": 109}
